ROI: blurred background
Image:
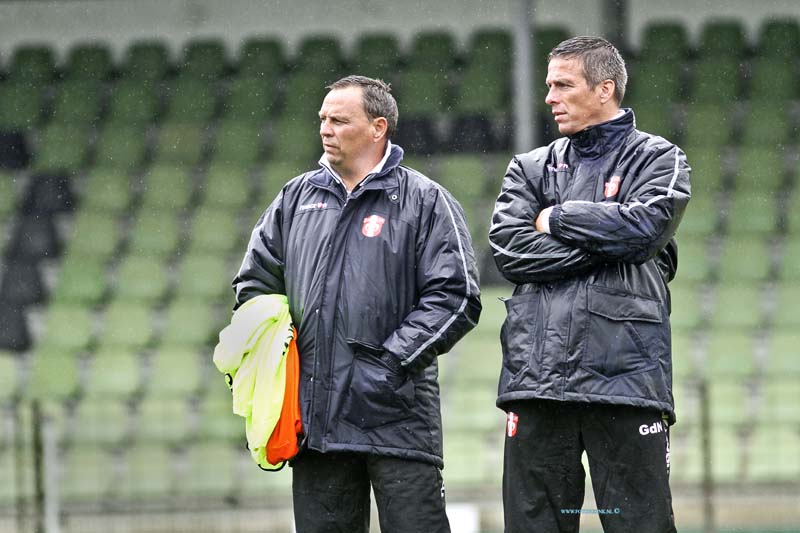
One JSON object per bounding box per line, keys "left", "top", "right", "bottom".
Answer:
{"left": 0, "top": 0, "right": 798, "bottom": 531}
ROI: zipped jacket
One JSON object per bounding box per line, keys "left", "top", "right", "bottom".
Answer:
{"left": 489, "top": 110, "right": 690, "bottom": 422}
{"left": 234, "top": 144, "right": 481, "bottom": 466}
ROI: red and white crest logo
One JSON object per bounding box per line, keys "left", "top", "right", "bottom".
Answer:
{"left": 506, "top": 412, "right": 519, "bottom": 437}
{"left": 604, "top": 175, "right": 621, "bottom": 198}
{"left": 362, "top": 215, "right": 386, "bottom": 237}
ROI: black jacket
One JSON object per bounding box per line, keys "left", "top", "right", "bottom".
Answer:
{"left": 234, "top": 144, "right": 481, "bottom": 466}
{"left": 489, "top": 110, "right": 690, "bottom": 422}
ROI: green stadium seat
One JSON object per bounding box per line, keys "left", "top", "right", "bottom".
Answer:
{"left": 764, "top": 332, "right": 800, "bottom": 376}
{"left": 280, "top": 71, "right": 331, "bottom": 118}
{"left": 51, "top": 253, "right": 108, "bottom": 305}
{"left": 135, "top": 397, "right": 193, "bottom": 443}
{"left": 0, "top": 353, "right": 21, "bottom": 404}
{"left": 630, "top": 102, "right": 678, "bottom": 141}
{"left": 407, "top": 31, "right": 458, "bottom": 71}
{"left": 222, "top": 76, "right": 277, "bottom": 123}
{"left": 147, "top": 344, "right": 207, "bottom": 397}
{"left": 442, "top": 430, "right": 502, "bottom": 489}
{"left": 31, "top": 124, "right": 89, "bottom": 174}
{"left": 437, "top": 154, "right": 488, "bottom": 207}
{"left": 669, "top": 425, "right": 701, "bottom": 484}
{"left": 532, "top": 26, "right": 570, "bottom": 81}
{"left": 710, "top": 425, "right": 743, "bottom": 483}
{"left": 81, "top": 166, "right": 134, "bottom": 214}
{"left": 393, "top": 68, "right": 450, "bottom": 117}
{"left": 212, "top": 120, "right": 264, "bottom": 166}
{"left": 747, "top": 59, "right": 797, "bottom": 102}
{"left": 0, "top": 174, "right": 20, "bottom": 218}
{"left": 158, "top": 298, "right": 218, "bottom": 347}
{"left": 36, "top": 303, "right": 95, "bottom": 352}
{"left": 778, "top": 237, "right": 800, "bottom": 280}
{"left": 175, "top": 252, "right": 233, "bottom": 305}
{"left": 682, "top": 105, "right": 733, "bottom": 148}
{"left": 27, "top": 351, "right": 82, "bottom": 401}
{"left": 93, "top": 125, "right": 148, "bottom": 172}
{"left": 771, "top": 282, "right": 800, "bottom": 330}
{"left": 138, "top": 164, "right": 195, "bottom": 211}
{"left": 626, "top": 62, "right": 684, "bottom": 107}
{"left": 670, "top": 331, "right": 698, "bottom": 379}
{"left": 739, "top": 103, "right": 796, "bottom": 147}
{"left": 468, "top": 28, "right": 512, "bottom": 72}
{"left": 153, "top": 123, "right": 209, "bottom": 167}
{"left": 67, "top": 209, "right": 122, "bottom": 260}
{"left": 675, "top": 194, "right": 719, "bottom": 239}
{"left": 294, "top": 35, "right": 345, "bottom": 76}
{"left": 179, "top": 38, "right": 227, "bottom": 79}
{"left": 758, "top": 380, "right": 800, "bottom": 423}
{"left": 202, "top": 162, "right": 253, "bottom": 210}
{"left": 187, "top": 205, "right": 240, "bottom": 254}
{"left": 6, "top": 44, "right": 55, "bottom": 84}
{"left": 121, "top": 40, "right": 170, "bottom": 81}
{"left": 179, "top": 442, "right": 239, "bottom": 498}
{"left": 196, "top": 386, "right": 245, "bottom": 441}
{"left": 707, "top": 381, "right": 752, "bottom": 428}
{"left": 96, "top": 300, "right": 155, "bottom": 351}
{"left": 681, "top": 145, "right": 725, "bottom": 195}
{"left": 453, "top": 64, "right": 508, "bottom": 118}
{"left": 703, "top": 331, "right": 758, "bottom": 381}
{"left": 639, "top": 22, "right": 689, "bottom": 63}
{"left": 70, "top": 397, "right": 131, "bottom": 445}
{"left": 0, "top": 81, "right": 45, "bottom": 130}
{"left": 757, "top": 19, "right": 800, "bottom": 58}
{"left": 689, "top": 58, "right": 742, "bottom": 104}
{"left": 746, "top": 425, "right": 800, "bottom": 482}
{"left": 669, "top": 282, "right": 705, "bottom": 330}
{"left": 50, "top": 79, "right": 103, "bottom": 126}
{"left": 237, "top": 37, "right": 284, "bottom": 81}
{"left": 673, "top": 236, "right": 713, "bottom": 283}
{"left": 63, "top": 42, "right": 112, "bottom": 81}
{"left": 716, "top": 236, "right": 773, "bottom": 282}
{"left": 731, "top": 145, "right": 786, "bottom": 191}
{"left": 128, "top": 210, "right": 183, "bottom": 257}
{"left": 59, "top": 445, "right": 116, "bottom": 504}
{"left": 723, "top": 193, "right": 780, "bottom": 236}
{"left": 119, "top": 443, "right": 176, "bottom": 500}
{"left": 113, "top": 254, "right": 171, "bottom": 303}
{"left": 239, "top": 448, "right": 293, "bottom": 493}
{"left": 162, "top": 78, "right": 218, "bottom": 124}
{"left": 697, "top": 19, "right": 747, "bottom": 58}
{"left": 259, "top": 159, "right": 305, "bottom": 203}
{"left": 270, "top": 115, "right": 321, "bottom": 164}
{"left": 106, "top": 80, "right": 159, "bottom": 126}
{"left": 83, "top": 348, "right": 142, "bottom": 400}
{"left": 708, "top": 285, "right": 764, "bottom": 330}
{"left": 352, "top": 34, "right": 400, "bottom": 81}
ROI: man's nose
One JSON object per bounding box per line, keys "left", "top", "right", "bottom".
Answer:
{"left": 545, "top": 88, "right": 557, "bottom": 106}
{"left": 320, "top": 119, "right": 332, "bottom": 136}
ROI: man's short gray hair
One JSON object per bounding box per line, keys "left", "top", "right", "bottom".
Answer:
{"left": 326, "top": 75, "right": 399, "bottom": 139}
{"left": 548, "top": 36, "right": 628, "bottom": 105}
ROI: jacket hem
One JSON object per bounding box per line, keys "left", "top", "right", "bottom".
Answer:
{"left": 311, "top": 442, "right": 443, "bottom": 469}
{"left": 496, "top": 391, "right": 675, "bottom": 422}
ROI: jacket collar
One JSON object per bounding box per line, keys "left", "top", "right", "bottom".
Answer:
{"left": 568, "top": 108, "right": 634, "bottom": 159}
{"left": 311, "top": 143, "right": 405, "bottom": 192}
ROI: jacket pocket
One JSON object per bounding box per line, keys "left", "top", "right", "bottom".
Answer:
{"left": 500, "top": 290, "right": 541, "bottom": 381}
{"left": 581, "top": 285, "right": 663, "bottom": 379}
{"left": 341, "top": 339, "right": 414, "bottom": 430}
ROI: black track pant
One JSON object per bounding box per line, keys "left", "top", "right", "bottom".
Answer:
{"left": 292, "top": 450, "right": 450, "bottom": 533}
{"left": 503, "top": 400, "right": 676, "bottom": 533}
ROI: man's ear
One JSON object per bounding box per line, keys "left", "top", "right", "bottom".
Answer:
{"left": 372, "top": 117, "right": 388, "bottom": 142}
{"left": 597, "top": 79, "right": 616, "bottom": 105}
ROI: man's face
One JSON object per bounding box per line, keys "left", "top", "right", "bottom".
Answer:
{"left": 318, "top": 86, "right": 376, "bottom": 169}
{"left": 545, "top": 57, "right": 608, "bottom": 136}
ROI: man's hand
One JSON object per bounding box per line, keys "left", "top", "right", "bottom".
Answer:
{"left": 535, "top": 206, "right": 554, "bottom": 234}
